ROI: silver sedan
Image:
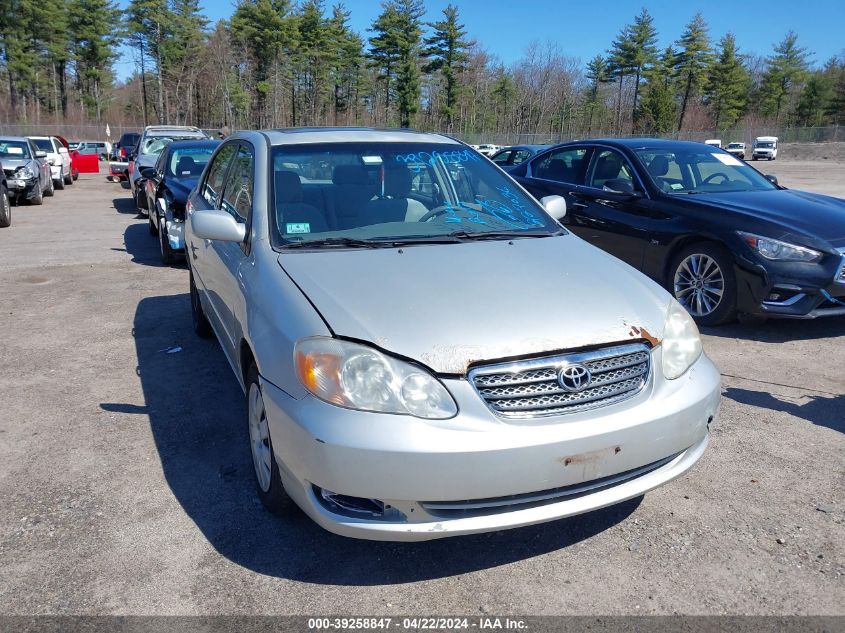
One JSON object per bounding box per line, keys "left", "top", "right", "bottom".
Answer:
{"left": 185, "top": 128, "right": 721, "bottom": 541}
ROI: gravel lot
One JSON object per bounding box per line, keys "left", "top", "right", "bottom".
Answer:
{"left": 0, "top": 160, "right": 843, "bottom": 616}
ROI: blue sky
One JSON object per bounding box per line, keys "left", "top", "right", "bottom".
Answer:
{"left": 114, "top": 0, "right": 845, "bottom": 81}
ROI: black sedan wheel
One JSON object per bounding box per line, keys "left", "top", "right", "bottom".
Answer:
{"left": 159, "top": 219, "right": 175, "bottom": 265}
{"left": 671, "top": 243, "right": 737, "bottom": 326}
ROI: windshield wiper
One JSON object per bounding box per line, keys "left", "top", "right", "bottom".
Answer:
{"left": 282, "top": 237, "right": 392, "bottom": 249}
{"left": 445, "top": 230, "right": 556, "bottom": 241}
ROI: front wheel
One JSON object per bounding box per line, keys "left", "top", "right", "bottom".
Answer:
{"left": 44, "top": 177, "right": 54, "bottom": 197}
{"left": 246, "top": 363, "right": 294, "bottom": 515}
{"left": 29, "top": 181, "right": 43, "bottom": 205}
{"left": 189, "top": 270, "right": 213, "bottom": 338}
{"left": 54, "top": 171, "right": 65, "bottom": 190}
{"left": 159, "top": 219, "right": 175, "bottom": 265}
{"left": 670, "top": 243, "right": 737, "bottom": 326}
{"left": 0, "top": 187, "right": 11, "bottom": 227}
{"left": 64, "top": 168, "right": 73, "bottom": 185}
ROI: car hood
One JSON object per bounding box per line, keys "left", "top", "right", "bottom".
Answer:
{"left": 688, "top": 189, "right": 845, "bottom": 249}
{"left": 278, "top": 236, "right": 670, "bottom": 374}
{"left": 2, "top": 158, "right": 36, "bottom": 172}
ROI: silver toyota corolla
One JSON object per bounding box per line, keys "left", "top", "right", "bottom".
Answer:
{"left": 185, "top": 128, "right": 721, "bottom": 541}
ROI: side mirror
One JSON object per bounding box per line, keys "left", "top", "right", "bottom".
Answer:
{"left": 191, "top": 208, "right": 246, "bottom": 243}
{"left": 58, "top": 147, "right": 69, "bottom": 155}
{"left": 140, "top": 167, "right": 157, "bottom": 179}
{"left": 602, "top": 178, "right": 636, "bottom": 195}
{"left": 35, "top": 151, "right": 47, "bottom": 159}
{"left": 764, "top": 174, "right": 779, "bottom": 186}
{"left": 540, "top": 195, "right": 567, "bottom": 220}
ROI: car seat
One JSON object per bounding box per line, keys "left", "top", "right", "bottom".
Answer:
{"left": 364, "top": 167, "right": 429, "bottom": 223}
{"left": 275, "top": 170, "right": 328, "bottom": 235}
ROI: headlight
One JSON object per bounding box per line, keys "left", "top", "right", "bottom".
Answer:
{"left": 737, "top": 231, "right": 822, "bottom": 262}
{"left": 294, "top": 337, "right": 458, "bottom": 419}
{"left": 662, "top": 300, "right": 703, "bottom": 380}
{"left": 15, "top": 166, "right": 34, "bottom": 179}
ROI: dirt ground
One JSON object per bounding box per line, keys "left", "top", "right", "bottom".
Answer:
{"left": 0, "top": 162, "right": 843, "bottom": 616}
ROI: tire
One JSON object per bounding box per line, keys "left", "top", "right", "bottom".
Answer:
{"left": 64, "top": 168, "right": 73, "bottom": 185}
{"left": 0, "top": 187, "right": 11, "bottom": 227}
{"left": 189, "top": 270, "right": 214, "bottom": 339}
{"left": 54, "top": 173, "right": 65, "bottom": 190}
{"left": 159, "top": 219, "right": 175, "bottom": 265}
{"left": 29, "top": 180, "right": 43, "bottom": 205}
{"left": 148, "top": 212, "right": 157, "bottom": 236}
{"left": 669, "top": 242, "right": 737, "bottom": 326}
{"left": 751, "top": 156, "right": 757, "bottom": 161}
{"left": 72, "top": 169, "right": 79, "bottom": 181}
{"left": 43, "top": 176, "right": 54, "bottom": 197}
{"left": 246, "top": 363, "right": 293, "bottom": 516}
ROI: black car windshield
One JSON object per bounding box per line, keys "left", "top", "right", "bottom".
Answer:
{"left": 271, "top": 142, "right": 561, "bottom": 247}
{"left": 0, "top": 141, "right": 32, "bottom": 159}
{"left": 636, "top": 147, "right": 777, "bottom": 194}
{"left": 31, "top": 138, "right": 54, "bottom": 152}
{"left": 168, "top": 147, "right": 214, "bottom": 180}
{"left": 141, "top": 136, "right": 202, "bottom": 156}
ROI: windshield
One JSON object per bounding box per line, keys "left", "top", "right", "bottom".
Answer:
{"left": 271, "top": 142, "right": 561, "bottom": 247}
{"left": 168, "top": 147, "right": 214, "bottom": 179}
{"left": 756, "top": 142, "right": 774, "bottom": 148}
{"left": 141, "top": 136, "right": 201, "bottom": 156}
{"left": 727, "top": 143, "right": 743, "bottom": 149}
{"left": 31, "top": 138, "right": 54, "bottom": 152}
{"left": 0, "top": 141, "right": 32, "bottom": 159}
{"left": 636, "top": 148, "right": 777, "bottom": 194}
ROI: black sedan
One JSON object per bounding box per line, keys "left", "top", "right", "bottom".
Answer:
{"left": 510, "top": 138, "right": 845, "bottom": 325}
{"left": 490, "top": 145, "right": 549, "bottom": 171}
{"left": 142, "top": 139, "right": 220, "bottom": 264}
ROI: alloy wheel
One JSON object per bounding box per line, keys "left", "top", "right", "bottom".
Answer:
{"left": 248, "top": 382, "right": 273, "bottom": 493}
{"left": 673, "top": 253, "right": 725, "bottom": 317}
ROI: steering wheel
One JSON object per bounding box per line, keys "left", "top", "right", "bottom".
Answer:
{"left": 702, "top": 172, "right": 730, "bottom": 185}
{"left": 418, "top": 203, "right": 501, "bottom": 223}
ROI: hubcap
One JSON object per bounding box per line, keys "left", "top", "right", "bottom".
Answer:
{"left": 674, "top": 253, "right": 724, "bottom": 317}
{"left": 248, "top": 383, "right": 273, "bottom": 493}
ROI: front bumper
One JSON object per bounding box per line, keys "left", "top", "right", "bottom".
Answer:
{"left": 735, "top": 256, "right": 845, "bottom": 319}
{"left": 49, "top": 164, "right": 62, "bottom": 180}
{"left": 260, "top": 349, "right": 720, "bottom": 541}
{"left": 7, "top": 177, "right": 38, "bottom": 198}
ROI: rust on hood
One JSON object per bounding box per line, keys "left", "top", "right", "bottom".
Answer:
{"left": 628, "top": 325, "right": 660, "bottom": 347}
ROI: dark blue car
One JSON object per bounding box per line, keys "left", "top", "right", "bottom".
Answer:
{"left": 142, "top": 139, "right": 221, "bottom": 264}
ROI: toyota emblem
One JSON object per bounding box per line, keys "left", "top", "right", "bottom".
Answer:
{"left": 558, "top": 364, "right": 592, "bottom": 392}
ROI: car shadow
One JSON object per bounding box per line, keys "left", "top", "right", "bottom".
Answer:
{"left": 701, "top": 317, "right": 845, "bottom": 343}
{"left": 105, "top": 292, "right": 642, "bottom": 584}
{"left": 122, "top": 222, "right": 186, "bottom": 269}
{"left": 722, "top": 387, "right": 844, "bottom": 434}
{"left": 112, "top": 196, "right": 139, "bottom": 216}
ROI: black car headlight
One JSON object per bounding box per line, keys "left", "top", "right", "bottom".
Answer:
{"left": 737, "top": 232, "right": 822, "bottom": 263}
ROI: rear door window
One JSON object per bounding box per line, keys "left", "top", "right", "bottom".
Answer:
{"left": 531, "top": 148, "right": 590, "bottom": 185}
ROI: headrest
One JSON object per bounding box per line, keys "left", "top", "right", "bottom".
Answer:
{"left": 175, "top": 156, "right": 196, "bottom": 175}
{"left": 332, "top": 164, "right": 367, "bottom": 186}
{"left": 595, "top": 155, "right": 622, "bottom": 179}
{"left": 275, "top": 170, "right": 302, "bottom": 203}
{"left": 384, "top": 167, "right": 412, "bottom": 197}
{"left": 648, "top": 155, "right": 669, "bottom": 177}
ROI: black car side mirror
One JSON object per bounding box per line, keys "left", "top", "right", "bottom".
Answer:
{"left": 602, "top": 178, "right": 639, "bottom": 196}
{"left": 764, "top": 174, "right": 779, "bottom": 186}
{"left": 140, "top": 167, "right": 157, "bottom": 179}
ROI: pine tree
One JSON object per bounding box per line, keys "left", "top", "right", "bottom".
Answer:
{"left": 760, "top": 31, "right": 809, "bottom": 124}
{"left": 606, "top": 23, "right": 634, "bottom": 134}
{"left": 423, "top": 4, "right": 470, "bottom": 129}
{"left": 584, "top": 55, "right": 610, "bottom": 133}
{"left": 68, "top": 0, "right": 120, "bottom": 120}
{"left": 640, "top": 47, "right": 676, "bottom": 134}
{"left": 326, "top": 4, "right": 364, "bottom": 124}
{"left": 627, "top": 8, "right": 658, "bottom": 125}
{"left": 674, "top": 12, "right": 712, "bottom": 132}
{"left": 703, "top": 33, "right": 748, "bottom": 129}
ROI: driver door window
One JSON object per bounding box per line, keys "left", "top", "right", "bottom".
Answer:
{"left": 202, "top": 144, "right": 236, "bottom": 207}
{"left": 587, "top": 149, "right": 634, "bottom": 189}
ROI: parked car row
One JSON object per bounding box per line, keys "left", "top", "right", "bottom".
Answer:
{"left": 0, "top": 135, "right": 84, "bottom": 227}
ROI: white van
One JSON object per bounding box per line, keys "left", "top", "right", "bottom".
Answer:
{"left": 752, "top": 136, "right": 778, "bottom": 161}
{"left": 704, "top": 139, "right": 722, "bottom": 149}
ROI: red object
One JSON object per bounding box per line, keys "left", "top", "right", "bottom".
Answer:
{"left": 74, "top": 152, "right": 100, "bottom": 174}
{"left": 120, "top": 147, "right": 126, "bottom": 158}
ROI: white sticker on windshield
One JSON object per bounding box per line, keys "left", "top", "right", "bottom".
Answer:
{"left": 712, "top": 152, "right": 743, "bottom": 166}
{"left": 6, "top": 147, "right": 23, "bottom": 155}
{"left": 286, "top": 222, "right": 310, "bottom": 234}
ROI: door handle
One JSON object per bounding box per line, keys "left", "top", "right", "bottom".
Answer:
{"left": 570, "top": 201, "right": 588, "bottom": 210}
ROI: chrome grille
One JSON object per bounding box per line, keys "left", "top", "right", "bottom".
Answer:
{"left": 469, "top": 343, "right": 651, "bottom": 419}
{"left": 837, "top": 250, "right": 845, "bottom": 284}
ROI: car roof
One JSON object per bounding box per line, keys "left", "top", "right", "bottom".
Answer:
{"left": 27, "top": 136, "right": 55, "bottom": 140}
{"left": 258, "top": 127, "right": 460, "bottom": 146}
{"left": 144, "top": 125, "right": 203, "bottom": 133}
{"left": 164, "top": 139, "right": 221, "bottom": 152}
{"left": 560, "top": 138, "right": 728, "bottom": 152}
{"left": 0, "top": 136, "right": 30, "bottom": 143}
{"left": 503, "top": 144, "right": 548, "bottom": 151}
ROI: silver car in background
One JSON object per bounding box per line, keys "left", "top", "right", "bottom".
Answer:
{"left": 185, "top": 128, "right": 721, "bottom": 541}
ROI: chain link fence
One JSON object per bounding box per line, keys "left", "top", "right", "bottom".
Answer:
{"left": 2, "top": 122, "right": 842, "bottom": 147}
